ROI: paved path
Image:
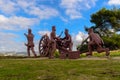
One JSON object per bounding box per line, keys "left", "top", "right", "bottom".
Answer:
{"left": 5, "top": 56, "right": 120, "bottom": 60}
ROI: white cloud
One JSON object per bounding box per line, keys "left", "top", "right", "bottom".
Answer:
{"left": 17, "top": 0, "right": 59, "bottom": 19}
{"left": 0, "top": 0, "right": 60, "bottom": 31}
{"left": 17, "top": 0, "right": 33, "bottom": 9}
{"left": 27, "top": 6, "right": 59, "bottom": 19}
{"left": 0, "top": 15, "right": 38, "bottom": 30}
{"left": 66, "top": 9, "right": 82, "bottom": 19}
{"left": 0, "top": 0, "right": 60, "bottom": 52}
{"left": 0, "top": 0, "right": 59, "bottom": 19}
{"left": 60, "top": 0, "right": 97, "bottom": 19}
{"left": 0, "top": 32, "right": 18, "bottom": 40}
{"left": 60, "top": 16, "right": 69, "bottom": 22}
{"left": 0, "top": 41, "right": 25, "bottom": 52}
{"left": 0, "top": 32, "right": 39, "bottom": 53}
{"left": 75, "top": 32, "right": 88, "bottom": 42}
{"left": 0, "top": 0, "right": 18, "bottom": 14}
{"left": 38, "top": 31, "right": 51, "bottom": 37}
{"left": 108, "top": 0, "right": 120, "bottom": 6}
{"left": 0, "top": 32, "right": 22, "bottom": 52}
{"left": 72, "top": 31, "right": 88, "bottom": 50}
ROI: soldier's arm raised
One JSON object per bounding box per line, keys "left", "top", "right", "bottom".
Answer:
{"left": 24, "top": 33, "right": 27, "bottom": 37}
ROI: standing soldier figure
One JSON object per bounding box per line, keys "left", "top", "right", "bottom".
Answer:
{"left": 49, "top": 26, "right": 59, "bottom": 59}
{"left": 24, "top": 29, "right": 37, "bottom": 57}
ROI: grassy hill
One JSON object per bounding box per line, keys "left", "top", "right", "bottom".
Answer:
{"left": 0, "top": 58, "right": 120, "bottom": 80}
{"left": 0, "top": 50, "right": 120, "bottom": 80}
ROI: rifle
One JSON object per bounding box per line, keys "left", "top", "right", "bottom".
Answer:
{"left": 58, "top": 31, "right": 63, "bottom": 38}
{"left": 79, "top": 36, "right": 89, "bottom": 50}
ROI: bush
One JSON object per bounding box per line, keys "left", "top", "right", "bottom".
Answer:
{"left": 77, "top": 44, "right": 88, "bottom": 53}
{"left": 54, "top": 50, "right": 60, "bottom": 58}
{"left": 102, "top": 34, "right": 120, "bottom": 50}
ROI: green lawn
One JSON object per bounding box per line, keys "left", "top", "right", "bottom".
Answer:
{"left": 0, "top": 50, "right": 120, "bottom": 80}
{"left": 80, "top": 49, "right": 120, "bottom": 57}
{"left": 0, "top": 58, "right": 120, "bottom": 80}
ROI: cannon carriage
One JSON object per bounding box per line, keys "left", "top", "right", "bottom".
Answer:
{"left": 39, "top": 34, "right": 80, "bottom": 59}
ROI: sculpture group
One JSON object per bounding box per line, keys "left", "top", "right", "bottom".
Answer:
{"left": 24, "top": 26, "right": 110, "bottom": 59}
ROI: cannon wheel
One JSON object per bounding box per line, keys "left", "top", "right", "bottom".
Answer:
{"left": 39, "top": 35, "right": 50, "bottom": 57}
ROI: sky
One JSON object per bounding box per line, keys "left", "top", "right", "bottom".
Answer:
{"left": 0, "top": 0, "right": 120, "bottom": 53}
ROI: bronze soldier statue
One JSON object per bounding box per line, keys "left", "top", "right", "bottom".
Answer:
{"left": 49, "top": 26, "right": 58, "bottom": 58}
{"left": 62, "top": 29, "right": 73, "bottom": 51}
{"left": 87, "top": 28, "right": 110, "bottom": 56}
{"left": 24, "top": 29, "right": 37, "bottom": 57}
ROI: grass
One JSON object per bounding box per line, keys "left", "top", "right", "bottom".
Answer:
{"left": 0, "top": 50, "right": 120, "bottom": 80}
{"left": 0, "top": 59, "right": 120, "bottom": 80}
{"left": 80, "top": 49, "right": 120, "bottom": 57}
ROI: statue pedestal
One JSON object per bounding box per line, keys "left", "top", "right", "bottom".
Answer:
{"left": 60, "top": 53, "right": 67, "bottom": 59}
{"left": 68, "top": 51, "right": 80, "bottom": 59}
{"left": 59, "top": 51, "right": 80, "bottom": 59}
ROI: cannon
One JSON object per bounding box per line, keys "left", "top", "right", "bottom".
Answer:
{"left": 39, "top": 34, "right": 80, "bottom": 59}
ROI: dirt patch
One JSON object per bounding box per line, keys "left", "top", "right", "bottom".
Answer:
{"left": 3, "top": 56, "right": 120, "bottom": 60}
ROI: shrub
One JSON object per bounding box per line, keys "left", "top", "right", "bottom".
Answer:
{"left": 54, "top": 50, "right": 60, "bottom": 58}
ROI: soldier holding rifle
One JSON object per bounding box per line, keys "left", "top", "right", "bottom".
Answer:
{"left": 80, "top": 28, "right": 110, "bottom": 56}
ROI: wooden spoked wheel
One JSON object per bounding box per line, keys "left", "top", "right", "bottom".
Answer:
{"left": 39, "top": 35, "right": 50, "bottom": 57}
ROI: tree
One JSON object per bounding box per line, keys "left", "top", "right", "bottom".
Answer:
{"left": 102, "top": 34, "right": 120, "bottom": 50}
{"left": 90, "top": 7, "right": 120, "bottom": 50}
{"left": 90, "top": 7, "right": 120, "bottom": 37}
{"left": 77, "top": 7, "right": 120, "bottom": 52}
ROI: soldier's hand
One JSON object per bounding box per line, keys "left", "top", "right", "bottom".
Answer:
{"left": 25, "top": 43, "right": 28, "bottom": 46}
{"left": 24, "top": 33, "right": 27, "bottom": 36}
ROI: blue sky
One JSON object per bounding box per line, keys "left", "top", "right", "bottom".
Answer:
{"left": 0, "top": 0, "right": 120, "bottom": 52}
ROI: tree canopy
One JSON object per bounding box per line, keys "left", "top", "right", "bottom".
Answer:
{"left": 77, "top": 7, "right": 120, "bottom": 52}
{"left": 90, "top": 7, "right": 120, "bottom": 36}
